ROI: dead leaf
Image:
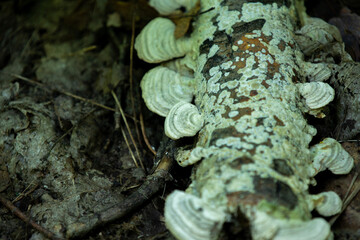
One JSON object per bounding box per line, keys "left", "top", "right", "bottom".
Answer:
{"left": 169, "top": 0, "right": 201, "bottom": 39}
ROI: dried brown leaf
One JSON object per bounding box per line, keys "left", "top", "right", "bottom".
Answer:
{"left": 169, "top": 0, "right": 201, "bottom": 39}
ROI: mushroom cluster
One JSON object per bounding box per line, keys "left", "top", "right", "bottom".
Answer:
{"left": 135, "top": 10, "right": 202, "bottom": 140}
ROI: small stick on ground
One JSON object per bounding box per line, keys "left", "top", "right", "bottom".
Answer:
{"left": 140, "top": 112, "right": 157, "bottom": 155}
{"left": 12, "top": 74, "right": 116, "bottom": 112}
{"left": 120, "top": 126, "right": 139, "bottom": 168}
{"left": 128, "top": 7, "right": 144, "bottom": 151}
{"left": 0, "top": 194, "right": 64, "bottom": 240}
{"left": 111, "top": 90, "right": 145, "bottom": 171}
{"left": 12, "top": 182, "right": 38, "bottom": 203}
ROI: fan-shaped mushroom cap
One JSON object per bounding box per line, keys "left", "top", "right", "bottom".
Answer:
{"left": 298, "top": 82, "right": 335, "bottom": 109}
{"left": 310, "top": 191, "right": 342, "bottom": 217}
{"left": 295, "top": 17, "right": 342, "bottom": 56}
{"left": 165, "top": 190, "right": 226, "bottom": 240}
{"left": 274, "top": 218, "right": 331, "bottom": 240}
{"left": 165, "top": 102, "right": 204, "bottom": 140}
{"left": 135, "top": 17, "right": 192, "bottom": 63}
{"left": 140, "top": 66, "right": 195, "bottom": 117}
{"left": 303, "top": 63, "right": 332, "bottom": 82}
{"left": 149, "top": 0, "right": 197, "bottom": 15}
{"left": 309, "top": 138, "right": 354, "bottom": 176}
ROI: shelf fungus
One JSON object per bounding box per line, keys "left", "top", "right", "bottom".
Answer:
{"left": 302, "top": 63, "right": 332, "bottom": 82}
{"left": 309, "top": 138, "right": 354, "bottom": 176}
{"left": 134, "top": 17, "right": 193, "bottom": 63}
{"left": 273, "top": 218, "right": 331, "bottom": 240}
{"left": 295, "top": 17, "right": 343, "bottom": 56}
{"left": 309, "top": 191, "right": 342, "bottom": 217}
{"left": 165, "top": 101, "right": 203, "bottom": 140}
{"left": 165, "top": 190, "right": 226, "bottom": 240}
{"left": 298, "top": 82, "right": 335, "bottom": 109}
{"left": 140, "top": 66, "right": 195, "bottom": 117}
{"left": 136, "top": 0, "right": 354, "bottom": 239}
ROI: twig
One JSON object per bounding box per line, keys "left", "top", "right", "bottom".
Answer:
{"left": 129, "top": 7, "right": 143, "bottom": 151}
{"left": 12, "top": 182, "right": 38, "bottom": 203}
{"left": 140, "top": 112, "right": 157, "bottom": 155}
{"left": 120, "top": 126, "right": 139, "bottom": 168}
{"left": 0, "top": 194, "right": 64, "bottom": 240}
{"left": 12, "top": 74, "right": 116, "bottom": 112}
{"left": 111, "top": 90, "right": 145, "bottom": 171}
{"left": 12, "top": 73, "right": 140, "bottom": 122}
{"left": 338, "top": 139, "right": 360, "bottom": 143}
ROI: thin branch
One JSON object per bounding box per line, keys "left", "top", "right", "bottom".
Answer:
{"left": 12, "top": 74, "right": 116, "bottom": 112}
{"left": 129, "top": 7, "right": 143, "bottom": 151}
{"left": 0, "top": 194, "right": 64, "bottom": 240}
{"left": 12, "top": 182, "right": 38, "bottom": 203}
{"left": 111, "top": 90, "right": 145, "bottom": 170}
{"left": 121, "top": 126, "right": 139, "bottom": 168}
{"left": 140, "top": 112, "right": 157, "bottom": 155}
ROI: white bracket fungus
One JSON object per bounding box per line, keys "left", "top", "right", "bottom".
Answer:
{"left": 164, "top": 102, "right": 203, "bottom": 140}
{"left": 298, "top": 82, "right": 335, "bottom": 109}
{"left": 134, "top": 17, "right": 193, "bottom": 63}
{"left": 309, "top": 138, "right": 354, "bottom": 176}
{"left": 295, "top": 17, "right": 343, "bottom": 56}
{"left": 140, "top": 66, "right": 195, "bottom": 117}
{"left": 302, "top": 62, "right": 332, "bottom": 82}
{"left": 309, "top": 191, "right": 342, "bottom": 217}
{"left": 164, "top": 190, "right": 226, "bottom": 240}
{"left": 273, "top": 218, "right": 331, "bottom": 240}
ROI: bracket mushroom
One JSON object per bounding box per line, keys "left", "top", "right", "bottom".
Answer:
{"left": 165, "top": 190, "right": 226, "bottom": 240}
{"left": 165, "top": 101, "right": 204, "bottom": 140}
{"left": 302, "top": 62, "right": 332, "bottom": 82}
{"left": 308, "top": 191, "right": 342, "bottom": 217}
{"left": 140, "top": 66, "right": 195, "bottom": 117}
{"left": 295, "top": 17, "right": 343, "bottom": 56}
{"left": 309, "top": 138, "right": 354, "bottom": 176}
{"left": 298, "top": 82, "right": 335, "bottom": 109}
{"left": 274, "top": 218, "right": 331, "bottom": 240}
{"left": 134, "top": 17, "right": 193, "bottom": 63}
